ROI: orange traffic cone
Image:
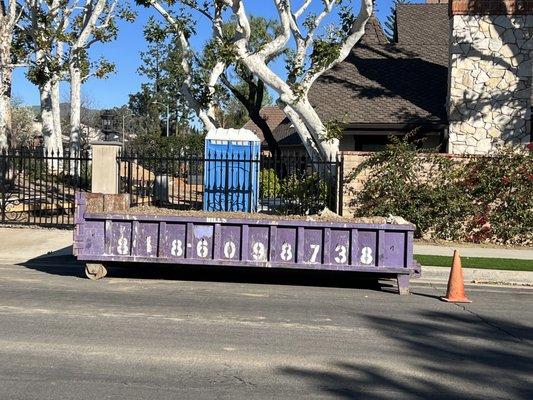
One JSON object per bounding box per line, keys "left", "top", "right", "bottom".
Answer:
{"left": 441, "top": 250, "right": 471, "bottom": 303}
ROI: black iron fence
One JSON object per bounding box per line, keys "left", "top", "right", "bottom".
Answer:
{"left": 0, "top": 147, "right": 91, "bottom": 227}
{"left": 118, "top": 151, "right": 343, "bottom": 215}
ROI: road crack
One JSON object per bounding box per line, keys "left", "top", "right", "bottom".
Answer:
{"left": 428, "top": 282, "right": 527, "bottom": 344}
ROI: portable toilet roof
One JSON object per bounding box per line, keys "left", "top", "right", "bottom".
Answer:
{"left": 205, "top": 128, "right": 260, "bottom": 144}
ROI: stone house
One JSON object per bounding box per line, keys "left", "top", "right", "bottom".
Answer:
{"left": 245, "top": 0, "right": 532, "bottom": 154}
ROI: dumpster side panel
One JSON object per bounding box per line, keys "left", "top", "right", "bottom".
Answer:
{"left": 330, "top": 229, "right": 351, "bottom": 268}
{"left": 220, "top": 225, "right": 242, "bottom": 261}
{"left": 381, "top": 231, "right": 407, "bottom": 269}
{"left": 273, "top": 227, "right": 297, "bottom": 264}
{"left": 110, "top": 221, "right": 132, "bottom": 256}
{"left": 83, "top": 220, "right": 106, "bottom": 256}
{"left": 247, "top": 225, "right": 269, "bottom": 262}
{"left": 356, "top": 230, "right": 378, "bottom": 267}
{"left": 132, "top": 222, "right": 159, "bottom": 258}
{"left": 190, "top": 224, "right": 215, "bottom": 260}
{"left": 164, "top": 223, "right": 187, "bottom": 259}
{"left": 302, "top": 229, "right": 324, "bottom": 265}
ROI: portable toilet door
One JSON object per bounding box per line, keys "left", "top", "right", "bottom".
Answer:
{"left": 203, "top": 128, "right": 261, "bottom": 212}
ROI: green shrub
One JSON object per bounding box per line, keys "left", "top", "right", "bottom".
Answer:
{"left": 279, "top": 171, "right": 329, "bottom": 215}
{"left": 259, "top": 168, "right": 281, "bottom": 198}
{"left": 461, "top": 148, "right": 533, "bottom": 244}
{"left": 348, "top": 137, "right": 532, "bottom": 245}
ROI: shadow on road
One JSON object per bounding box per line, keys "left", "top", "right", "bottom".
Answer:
{"left": 278, "top": 310, "right": 533, "bottom": 399}
{"left": 18, "top": 247, "right": 405, "bottom": 293}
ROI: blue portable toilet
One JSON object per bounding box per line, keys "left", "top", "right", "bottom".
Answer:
{"left": 203, "top": 128, "right": 261, "bottom": 212}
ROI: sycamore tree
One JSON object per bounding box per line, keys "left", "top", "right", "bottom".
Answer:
{"left": 225, "top": 0, "right": 373, "bottom": 161}
{"left": 216, "top": 16, "right": 280, "bottom": 153}
{"left": 138, "top": 1, "right": 287, "bottom": 153}
{"left": 65, "top": 0, "right": 135, "bottom": 152}
{"left": 22, "top": 0, "right": 67, "bottom": 153}
{"left": 20, "top": 0, "right": 133, "bottom": 154}
{"left": 138, "top": 0, "right": 372, "bottom": 162}
{"left": 139, "top": 14, "right": 279, "bottom": 151}
{"left": 0, "top": 0, "right": 23, "bottom": 149}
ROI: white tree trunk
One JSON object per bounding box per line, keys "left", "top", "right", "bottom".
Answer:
{"left": 69, "top": 63, "right": 82, "bottom": 176}
{"left": 282, "top": 103, "right": 337, "bottom": 180}
{"left": 0, "top": 66, "right": 12, "bottom": 150}
{"left": 51, "top": 78, "right": 62, "bottom": 147}
{"left": 69, "top": 63, "right": 82, "bottom": 152}
{"left": 0, "top": 0, "right": 17, "bottom": 150}
{"left": 40, "top": 82, "right": 56, "bottom": 151}
{"left": 289, "top": 98, "right": 339, "bottom": 160}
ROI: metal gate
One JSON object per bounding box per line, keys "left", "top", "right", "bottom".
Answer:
{"left": 0, "top": 147, "right": 92, "bottom": 227}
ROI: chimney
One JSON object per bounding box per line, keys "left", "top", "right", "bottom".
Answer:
{"left": 447, "top": 0, "right": 533, "bottom": 154}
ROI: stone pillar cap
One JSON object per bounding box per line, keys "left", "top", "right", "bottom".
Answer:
{"left": 91, "top": 141, "right": 123, "bottom": 146}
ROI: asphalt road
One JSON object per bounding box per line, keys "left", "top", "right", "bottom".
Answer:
{"left": 0, "top": 259, "right": 532, "bottom": 400}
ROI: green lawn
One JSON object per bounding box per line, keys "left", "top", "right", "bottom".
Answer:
{"left": 414, "top": 254, "right": 533, "bottom": 272}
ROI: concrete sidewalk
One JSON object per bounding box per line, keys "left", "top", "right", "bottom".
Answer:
{"left": 414, "top": 242, "right": 533, "bottom": 260}
{"left": 0, "top": 227, "right": 73, "bottom": 264}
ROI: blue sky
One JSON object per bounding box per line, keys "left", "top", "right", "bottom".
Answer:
{"left": 13, "top": 0, "right": 424, "bottom": 109}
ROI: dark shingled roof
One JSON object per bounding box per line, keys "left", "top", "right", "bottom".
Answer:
{"left": 308, "top": 4, "right": 449, "bottom": 126}
{"left": 241, "top": 106, "right": 287, "bottom": 144}
{"left": 396, "top": 4, "right": 450, "bottom": 45}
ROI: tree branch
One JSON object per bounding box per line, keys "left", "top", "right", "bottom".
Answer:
{"left": 302, "top": 0, "right": 373, "bottom": 90}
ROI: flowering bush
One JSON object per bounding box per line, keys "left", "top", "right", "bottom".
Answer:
{"left": 348, "top": 137, "right": 532, "bottom": 245}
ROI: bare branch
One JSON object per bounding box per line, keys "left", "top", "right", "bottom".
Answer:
{"left": 293, "top": 0, "right": 312, "bottom": 19}
{"left": 258, "top": 0, "right": 291, "bottom": 59}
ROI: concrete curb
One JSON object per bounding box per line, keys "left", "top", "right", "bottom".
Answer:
{"left": 420, "top": 266, "right": 533, "bottom": 286}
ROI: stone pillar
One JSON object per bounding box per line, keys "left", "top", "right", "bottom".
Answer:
{"left": 448, "top": 0, "right": 532, "bottom": 154}
{"left": 91, "top": 142, "right": 121, "bottom": 194}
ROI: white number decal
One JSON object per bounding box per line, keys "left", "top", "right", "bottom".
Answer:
{"left": 280, "top": 243, "right": 293, "bottom": 261}
{"left": 146, "top": 236, "right": 153, "bottom": 254}
{"left": 252, "top": 242, "right": 266, "bottom": 261}
{"left": 224, "top": 241, "right": 237, "bottom": 259}
{"left": 117, "top": 226, "right": 129, "bottom": 255}
{"left": 334, "top": 244, "right": 347, "bottom": 264}
{"left": 309, "top": 244, "right": 320, "bottom": 263}
{"left": 196, "top": 239, "right": 209, "bottom": 258}
{"left": 171, "top": 239, "right": 183, "bottom": 257}
{"left": 360, "top": 246, "right": 373, "bottom": 265}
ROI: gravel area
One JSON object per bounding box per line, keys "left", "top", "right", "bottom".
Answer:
{"left": 112, "top": 205, "right": 410, "bottom": 225}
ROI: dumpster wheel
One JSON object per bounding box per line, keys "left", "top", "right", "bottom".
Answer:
{"left": 85, "top": 263, "right": 107, "bottom": 280}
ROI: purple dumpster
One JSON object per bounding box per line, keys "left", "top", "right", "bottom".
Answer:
{"left": 74, "top": 192, "right": 421, "bottom": 294}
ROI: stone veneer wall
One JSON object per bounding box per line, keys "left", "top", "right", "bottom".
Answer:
{"left": 448, "top": 13, "right": 532, "bottom": 153}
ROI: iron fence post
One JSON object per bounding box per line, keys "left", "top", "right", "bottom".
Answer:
{"left": 0, "top": 150, "right": 6, "bottom": 223}
{"left": 338, "top": 154, "right": 344, "bottom": 216}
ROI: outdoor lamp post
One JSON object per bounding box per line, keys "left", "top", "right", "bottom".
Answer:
{"left": 100, "top": 110, "right": 116, "bottom": 141}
